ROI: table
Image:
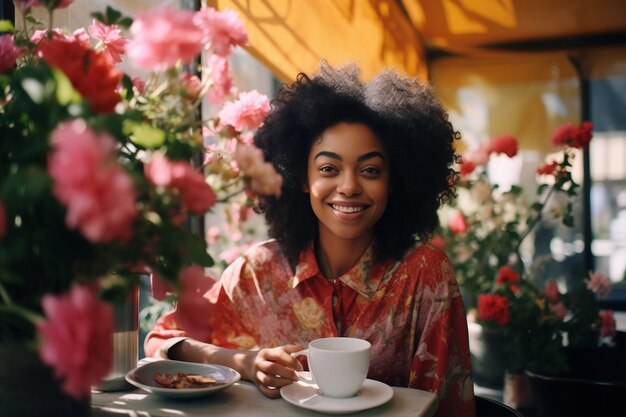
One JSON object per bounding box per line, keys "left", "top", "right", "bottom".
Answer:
{"left": 92, "top": 381, "right": 437, "bottom": 417}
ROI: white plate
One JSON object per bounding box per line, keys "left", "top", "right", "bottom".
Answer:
{"left": 125, "top": 359, "right": 240, "bottom": 399}
{"left": 280, "top": 372, "right": 393, "bottom": 415}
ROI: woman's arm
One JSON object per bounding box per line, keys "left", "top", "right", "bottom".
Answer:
{"left": 167, "top": 338, "right": 304, "bottom": 398}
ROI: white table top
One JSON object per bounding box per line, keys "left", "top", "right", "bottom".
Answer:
{"left": 92, "top": 380, "right": 438, "bottom": 417}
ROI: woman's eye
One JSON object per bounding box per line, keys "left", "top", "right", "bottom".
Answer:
{"left": 361, "top": 166, "right": 381, "bottom": 176}
{"left": 319, "top": 165, "right": 336, "bottom": 173}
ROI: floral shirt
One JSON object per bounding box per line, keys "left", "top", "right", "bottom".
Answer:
{"left": 145, "top": 240, "right": 475, "bottom": 417}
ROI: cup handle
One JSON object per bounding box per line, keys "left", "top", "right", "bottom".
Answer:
{"left": 290, "top": 349, "right": 314, "bottom": 384}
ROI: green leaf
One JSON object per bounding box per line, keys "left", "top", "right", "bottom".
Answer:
{"left": 0, "top": 20, "right": 15, "bottom": 33}
{"left": 126, "top": 122, "right": 166, "bottom": 148}
{"left": 52, "top": 69, "right": 81, "bottom": 106}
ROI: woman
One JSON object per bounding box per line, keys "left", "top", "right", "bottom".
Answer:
{"left": 145, "top": 63, "right": 475, "bottom": 416}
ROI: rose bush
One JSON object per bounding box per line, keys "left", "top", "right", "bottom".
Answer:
{"left": 437, "top": 122, "right": 617, "bottom": 374}
{"left": 0, "top": 0, "right": 281, "bottom": 398}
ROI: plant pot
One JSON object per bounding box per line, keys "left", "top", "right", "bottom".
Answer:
{"left": 525, "top": 334, "right": 626, "bottom": 417}
{"left": 0, "top": 343, "right": 91, "bottom": 417}
{"left": 503, "top": 371, "right": 534, "bottom": 410}
{"left": 467, "top": 320, "right": 507, "bottom": 388}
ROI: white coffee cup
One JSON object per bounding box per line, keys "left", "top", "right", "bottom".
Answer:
{"left": 291, "top": 337, "right": 371, "bottom": 398}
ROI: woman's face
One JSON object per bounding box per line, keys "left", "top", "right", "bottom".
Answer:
{"left": 305, "top": 122, "right": 390, "bottom": 246}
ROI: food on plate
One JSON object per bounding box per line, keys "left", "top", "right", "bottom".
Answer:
{"left": 153, "top": 371, "right": 224, "bottom": 389}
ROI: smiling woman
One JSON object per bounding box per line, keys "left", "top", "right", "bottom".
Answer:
{"left": 144, "top": 62, "right": 475, "bottom": 417}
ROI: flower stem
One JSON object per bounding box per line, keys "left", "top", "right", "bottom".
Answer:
{"left": 0, "top": 304, "right": 43, "bottom": 325}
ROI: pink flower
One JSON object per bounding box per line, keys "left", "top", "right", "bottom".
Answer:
{"left": 38, "top": 284, "right": 114, "bottom": 399}
{"left": 179, "top": 72, "right": 202, "bottom": 100}
{"left": 544, "top": 280, "right": 560, "bottom": 303}
{"left": 234, "top": 144, "right": 283, "bottom": 196}
{"left": 551, "top": 122, "right": 593, "bottom": 149}
{"left": 32, "top": 28, "right": 90, "bottom": 47}
{"left": 127, "top": 7, "right": 203, "bottom": 71}
{"left": 14, "top": 0, "right": 72, "bottom": 11}
{"left": 218, "top": 90, "right": 271, "bottom": 132}
{"left": 131, "top": 75, "right": 145, "bottom": 94}
{"left": 13, "top": 0, "right": 39, "bottom": 11}
{"left": 88, "top": 19, "right": 128, "bottom": 64}
{"left": 487, "top": 135, "right": 518, "bottom": 158}
{"left": 206, "top": 226, "right": 221, "bottom": 245}
{"left": 150, "top": 271, "right": 173, "bottom": 301}
{"left": 206, "top": 54, "right": 236, "bottom": 104}
{"left": 0, "top": 34, "right": 24, "bottom": 73}
{"left": 145, "top": 152, "right": 217, "bottom": 213}
{"left": 48, "top": 120, "right": 138, "bottom": 243}
{"left": 194, "top": 8, "right": 248, "bottom": 56}
{"left": 448, "top": 212, "right": 467, "bottom": 234}
{"left": 174, "top": 265, "right": 217, "bottom": 341}
{"left": 599, "top": 310, "right": 616, "bottom": 338}
{"left": 549, "top": 301, "right": 568, "bottom": 320}
{"left": 585, "top": 270, "right": 612, "bottom": 300}
{"left": 0, "top": 199, "right": 6, "bottom": 239}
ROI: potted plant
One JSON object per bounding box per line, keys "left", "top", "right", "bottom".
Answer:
{"left": 0, "top": 1, "right": 281, "bottom": 415}
{"left": 436, "top": 122, "right": 621, "bottom": 409}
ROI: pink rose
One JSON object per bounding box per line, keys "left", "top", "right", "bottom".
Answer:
{"left": 599, "top": 310, "right": 616, "bottom": 338}
{"left": 218, "top": 90, "right": 271, "bottom": 132}
{"left": 38, "top": 285, "right": 114, "bottom": 399}
{"left": 206, "top": 54, "right": 236, "bottom": 104}
{"left": 234, "top": 144, "right": 283, "bottom": 197}
{"left": 0, "top": 199, "right": 6, "bottom": 239}
{"left": 127, "top": 7, "right": 203, "bottom": 71}
{"left": 179, "top": 72, "right": 203, "bottom": 100}
{"left": 174, "top": 265, "right": 217, "bottom": 341}
{"left": 48, "top": 120, "right": 138, "bottom": 243}
{"left": 145, "top": 152, "right": 217, "bottom": 213}
{"left": 585, "top": 270, "right": 612, "bottom": 300}
{"left": 0, "top": 34, "right": 24, "bottom": 73}
{"left": 194, "top": 8, "right": 248, "bottom": 56}
{"left": 88, "top": 19, "right": 128, "bottom": 64}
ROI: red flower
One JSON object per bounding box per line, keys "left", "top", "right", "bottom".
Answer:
{"left": 544, "top": 280, "right": 560, "bottom": 303}
{"left": 487, "top": 135, "right": 518, "bottom": 158}
{"left": 551, "top": 122, "right": 593, "bottom": 149}
{"left": 449, "top": 212, "right": 468, "bottom": 235}
{"left": 459, "top": 159, "right": 477, "bottom": 177}
{"left": 599, "top": 310, "right": 616, "bottom": 338}
{"left": 37, "top": 38, "right": 122, "bottom": 113}
{"left": 536, "top": 161, "right": 558, "bottom": 176}
{"left": 496, "top": 266, "right": 520, "bottom": 286}
{"left": 478, "top": 294, "right": 510, "bottom": 325}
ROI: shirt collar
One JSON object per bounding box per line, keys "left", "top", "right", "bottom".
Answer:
{"left": 292, "top": 243, "right": 394, "bottom": 299}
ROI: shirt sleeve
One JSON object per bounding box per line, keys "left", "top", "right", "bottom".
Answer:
{"left": 408, "top": 252, "right": 476, "bottom": 417}
{"left": 143, "top": 257, "right": 260, "bottom": 357}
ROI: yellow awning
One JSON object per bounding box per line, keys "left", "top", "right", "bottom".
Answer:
{"left": 209, "top": 0, "right": 428, "bottom": 82}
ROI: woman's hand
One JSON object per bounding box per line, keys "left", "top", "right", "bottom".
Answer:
{"left": 246, "top": 343, "right": 304, "bottom": 398}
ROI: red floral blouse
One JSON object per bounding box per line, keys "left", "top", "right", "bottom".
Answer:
{"left": 145, "top": 240, "right": 476, "bottom": 417}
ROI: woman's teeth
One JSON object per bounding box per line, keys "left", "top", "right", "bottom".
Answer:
{"left": 332, "top": 205, "right": 365, "bottom": 213}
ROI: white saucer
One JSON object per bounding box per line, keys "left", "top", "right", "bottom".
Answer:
{"left": 280, "top": 373, "right": 393, "bottom": 415}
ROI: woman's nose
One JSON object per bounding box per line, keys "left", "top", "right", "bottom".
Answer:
{"left": 337, "top": 172, "right": 361, "bottom": 196}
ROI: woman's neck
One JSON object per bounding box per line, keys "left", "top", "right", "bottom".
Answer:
{"left": 315, "top": 229, "right": 374, "bottom": 280}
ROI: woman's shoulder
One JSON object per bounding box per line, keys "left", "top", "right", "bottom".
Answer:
{"left": 401, "top": 241, "right": 451, "bottom": 265}
{"left": 222, "top": 239, "right": 289, "bottom": 277}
